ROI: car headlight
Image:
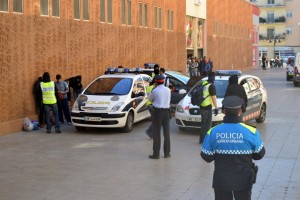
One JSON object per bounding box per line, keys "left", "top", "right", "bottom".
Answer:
{"left": 111, "top": 102, "right": 124, "bottom": 112}
{"left": 176, "top": 105, "right": 184, "bottom": 113}
{"left": 72, "top": 101, "right": 79, "bottom": 111}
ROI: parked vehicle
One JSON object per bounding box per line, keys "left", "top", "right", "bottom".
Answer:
{"left": 293, "top": 53, "right": 300, "bottom": 86}
{"left": 285, "top": 56, "right": 295, "bottom": 81}
{"left": 71, "top": 68, "right": 152, "bottom": 132}
{"left": 175, "top": 70, "right": 268, "bottom": 130}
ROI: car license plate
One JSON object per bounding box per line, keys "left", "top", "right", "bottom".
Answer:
{"left": 187, "top": 117, "right": 201, "bottom": 122}
{"left": 84, "top": 116, "right": 101, "bottom": 121}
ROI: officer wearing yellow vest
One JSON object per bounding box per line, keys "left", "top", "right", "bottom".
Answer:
{"left": 40, "top": 72, "right": 61, "bottom": 134}
{"left": 145, "top": 84, "right": 154, "bottom": 138}
{"left": 199, "top": 71, "right": 218, "bottom": 144}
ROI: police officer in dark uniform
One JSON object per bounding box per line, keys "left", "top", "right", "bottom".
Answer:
{"left": 224, "top": 74, "right": 248, "bottom": 113}
{"left": 201, "top": 96, "right": 266, "bottom": 200}
{"left": 148, "top": 75, "right": 171, "bottom": 159}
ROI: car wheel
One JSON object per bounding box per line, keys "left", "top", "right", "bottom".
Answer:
{"left": 122, "top": 111, "right": 134, "bottom": 133}
{"left": 75, "top": 126, "right": 87, "bottom": 131}
{"left": 256, "top": 103, "right": 266, "bottom": 123}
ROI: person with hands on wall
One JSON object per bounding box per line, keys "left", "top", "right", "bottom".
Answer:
{"left": 201, "top": 96, "right": 265, "bottom": 200}
{"left": 199, "top": 71, "right": 218, "bottom": 144}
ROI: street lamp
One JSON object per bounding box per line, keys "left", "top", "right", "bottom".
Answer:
{"left": 268, "top": 35, "right": 281, "bottom": 60}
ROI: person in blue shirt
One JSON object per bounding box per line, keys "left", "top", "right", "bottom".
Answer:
{"left": 201, "top": 96, "right": 265, "bottom": 200}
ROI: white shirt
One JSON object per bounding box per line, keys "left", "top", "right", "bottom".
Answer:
{"left": 149, "top": 84, "right": 171, "bottom": 109}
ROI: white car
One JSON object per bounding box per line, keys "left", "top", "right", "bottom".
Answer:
{"left": 71, "top": 70, "right": 152, "bottom": 132}
{"left": 175, "top": 70, "right": 268, "bottom": 130}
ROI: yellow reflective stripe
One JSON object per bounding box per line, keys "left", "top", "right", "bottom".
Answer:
{"left": 207, "top": 123, "right": 223, "bottom": 135}
{"left": 240, "top": 123, "right": 256, "bottom": 134}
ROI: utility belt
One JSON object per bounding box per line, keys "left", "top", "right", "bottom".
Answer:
{"left": 153, "top": 107, "right": 170, "bottom": 110}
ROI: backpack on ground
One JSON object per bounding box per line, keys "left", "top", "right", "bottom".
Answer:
{"left": 190, "top": 82, "right": 209, "bottom": 106}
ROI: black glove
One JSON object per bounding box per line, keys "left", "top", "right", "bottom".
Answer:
{"left": 214, "top": 109, "right": 218, "bottom": 116}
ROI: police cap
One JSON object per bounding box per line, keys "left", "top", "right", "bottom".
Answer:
{"left": 222, "top": 96, "right": 244, "bottom": 110}
{"left": 155, "top": 75, "right": 165, "bottom": 83}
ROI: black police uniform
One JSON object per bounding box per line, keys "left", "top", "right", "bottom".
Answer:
{"left": 201, "top": 96, "right": 266, "bottom": 200}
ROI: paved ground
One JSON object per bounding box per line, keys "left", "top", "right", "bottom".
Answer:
{"left": 0, "top": 67, "right": 299, "bottom": 200}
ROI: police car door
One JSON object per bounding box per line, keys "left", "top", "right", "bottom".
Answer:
{"left": 132, "top": 76, "right": 148, "bottom": 122}
{"left": 241, "top": 77, "right": 263, "bottom": 121}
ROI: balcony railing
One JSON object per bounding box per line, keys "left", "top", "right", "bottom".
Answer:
{"left": 259, "top": 16, "right": 285, "bottom": 24}
{"left": 259, "top": 33, "right": 286, "bottom": 40}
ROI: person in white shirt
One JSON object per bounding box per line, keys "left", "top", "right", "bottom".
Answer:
{"left": 148, "top": 75, "right": 171, "bottom": 159}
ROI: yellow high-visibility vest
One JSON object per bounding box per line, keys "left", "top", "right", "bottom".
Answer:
{"left": 40, "top": 82, "right": 57, "bottom": 104}
{"left": 146, "top": 85, "right": 154, "bottom": 106}
{"left": 200, "top": 81, "right": 213, "bottom": 107}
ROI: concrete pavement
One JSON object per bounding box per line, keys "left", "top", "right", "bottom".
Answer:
{"left": 0, "top": 67, "right": 299, "bottom": 200}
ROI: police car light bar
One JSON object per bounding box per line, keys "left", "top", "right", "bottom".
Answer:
{"left": 215, "top": 70, "right": 242, "bottom": 76}
{"left": 104, "top": 67, "right": 154, "bottom": 74}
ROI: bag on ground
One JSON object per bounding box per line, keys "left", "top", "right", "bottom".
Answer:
{"left": 23, "top": 117, "right": 34, "bottom": 132}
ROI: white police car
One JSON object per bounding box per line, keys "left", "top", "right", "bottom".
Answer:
{"left": 175, "top": 70, "right": 268, "bottom": 130}
{"left": 71, "top": 68, "right": 152, "bottom": 132}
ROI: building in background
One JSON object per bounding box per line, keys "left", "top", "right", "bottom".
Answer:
{"left": 0, "top": 0, "right": 186, "bottom": 135}
{"left": 248, "top": 0, "right": 300, "bottom": 59}
{"left": 252, "top": 4, "right": 260, "bottom": 68}
{"left": 285, "top": 0, "right": 300, "bottom": 54}
{"left": 186, "top": 0, "right": 206, "bottom": 59}
{"left": 206, "top": 0, "right": 254, "bottom": 70}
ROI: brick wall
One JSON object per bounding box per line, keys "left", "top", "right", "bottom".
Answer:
{"left": 0, "top": 0, "right": 186, "bottom": 135}
{"left": 206, "top": 0, "right": 253, "bottom": 71}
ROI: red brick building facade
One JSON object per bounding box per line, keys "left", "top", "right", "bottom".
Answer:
{"left": 0, "top": 0, "right": 186, "bottom": 135}
{"left": 206, "top": 0, "right": 253, "bottom": 70}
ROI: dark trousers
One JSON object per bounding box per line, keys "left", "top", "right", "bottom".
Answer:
{"left": 146, "top": 105, "right": 154, "bottom": 135}
{"left": 58, "top": 98, "right": 71, "bottom": 123}
{"left": 214, "top": 190, "right": 252, "bottom": 200}
{"left": 44, "top": 104, "right": 60, "bottom": 131}
{"left": 152, "top": 108, "right": 170, "bottom": 156}
{"left": 199, "top": 109, "right": 212, "bottom": 143}
{"left": 38, "top": 103, "right": 44, "bottom": 125}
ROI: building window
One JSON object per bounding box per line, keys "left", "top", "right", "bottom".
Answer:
{"left": 127, "top": 0, "right": 131, "bottom": 25}
{"left": 144, "top": 4, "right": 148, "bottom": 27}
{"left": 13, "top": 0, "right": 22, "bottom": 13}
{"left": 167, "top": 10, "right": 174, "bottom": 31}
{"left": 40, "top": 0, "right": 49, "bottom": 15}
{"left": 286, "top": 11, "right": 292, "bottom": 18}
{"left": 139, "top": 2, "right": 142, "bottom": 26}
{"left": 122, "top": 0, "right": 126, "bottom": 24}
{"left": 0, "top": 0, "right": 9, "bottom": 12}
{"left": 154, "top": 7, "right": 157, "bottom": 28}
{"left": 267, "top": 12, "right": 274, "bottom": 23}
{"left": 74, "top": 0, "right": 80, "bottom": 19}
{"left": 267, "top": 28, "right": 274, "bottom": 39}
{"left": 83, "top": 0, "right": 89, "bottom": 20}
{"left": 267, "top": 0, "right": 274, "bottom": 5}
{"left": 107, "top": 0, "right": 112, "bottom": 23}
{"left": 100, "top": 0, "right": 105, "bottom": 22}
{"left": 158, "top": 7, "right": 162, "bottom": 29}
{"left": 52, "top": 0, "right": 60, "bottom": 17}
{"left": 286, "top": 26, "right": 292, "bottom": 34}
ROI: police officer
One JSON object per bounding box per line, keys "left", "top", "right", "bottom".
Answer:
{"left": 40, "top": 72, "right": 61, "bottom": 134}
{"left": 201, "top": 96, "right": 266, "bottom": 200}
{"left": 148, "top": 75, "right": 171, "bottom": 159}
{"left": 199, "top": 71, "right": 218, "bottom": 144}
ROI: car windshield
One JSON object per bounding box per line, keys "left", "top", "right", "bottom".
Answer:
{"left": 83, "top": 77, "right": 133, "bottom": 95}
{"left": 188, "top": 79, "right": 228, "bottom": 98}
{"left": 167, "top": 72, "right": 190, "bottom": 84}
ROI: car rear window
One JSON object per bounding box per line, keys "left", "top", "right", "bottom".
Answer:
{"left": 84, "top": 77, "right": 133, "bottom": 95}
